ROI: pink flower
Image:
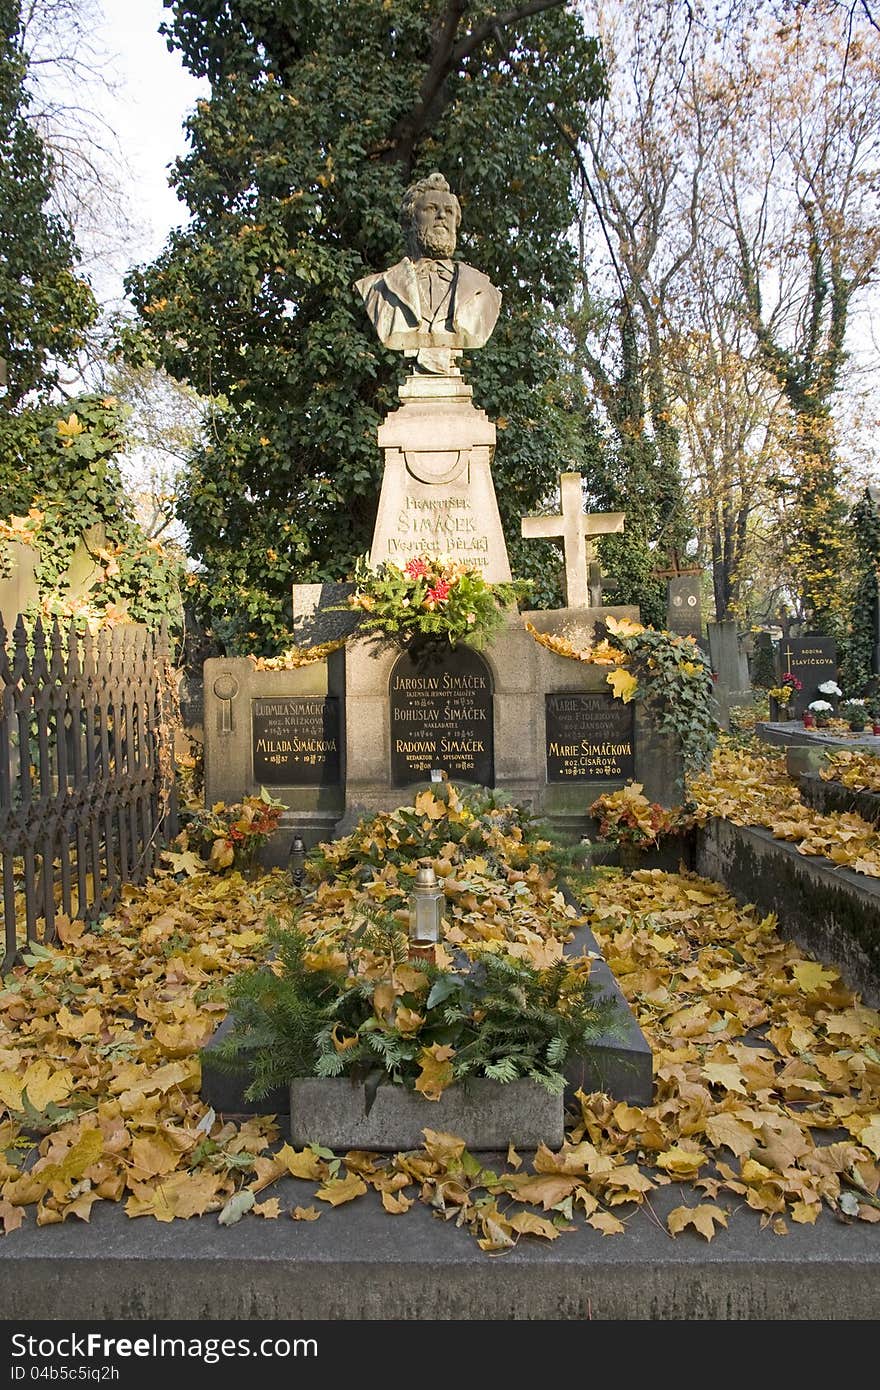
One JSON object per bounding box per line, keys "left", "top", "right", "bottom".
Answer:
{"left": 405, "top": 558, "right": 429, "bottom": 579}
{"left": 425, "top": 579, "right": 451, "bottom": 605}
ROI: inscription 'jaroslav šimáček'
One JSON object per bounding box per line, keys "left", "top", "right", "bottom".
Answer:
{"left": 389, "top": 648, "right": 493, "bottom": 786}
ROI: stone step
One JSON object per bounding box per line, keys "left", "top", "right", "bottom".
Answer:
{"left": 0, "top": 1170, "right": 875, "bottom": 1320}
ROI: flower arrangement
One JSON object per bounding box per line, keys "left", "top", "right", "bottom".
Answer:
{"left": 188, "top": 788, "right": 285, "bottom": 873}
{"left": 767, "top": 672, "right": 803, "bottom": 709}
{"left": 807, "top": 699, "right": 834, "bottom": 728}
{"left": 588, "top": 781, "right": 689, "bottom": 849}
{"left": 840, "top": 697, "right": 868, "bottom": 732}
{"left": 347, "top": 553, "right": 530, "bottom": 650}
{"left": 818, "top": 680, "right": 843, "bottom": 700}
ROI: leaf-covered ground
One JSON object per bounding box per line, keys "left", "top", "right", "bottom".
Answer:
{"left": 0, "top": 789, "right": 878, "bottom": 1252}
{"left": 692, "top": 742, "right": 880, "bottom": 877}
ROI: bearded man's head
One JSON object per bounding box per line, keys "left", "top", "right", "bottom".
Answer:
{"left": 400, "top": 172, "right": 462, "bottom": 259}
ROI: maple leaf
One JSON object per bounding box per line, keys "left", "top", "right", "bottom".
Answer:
{"left": 606, "top": 667, "right": 639, "bottom": 703}
{"left": 656, "top": 1147, "right": 708, "bottom": 1178}
{"left": 702, "top": 1061, "right": 748, "bottom": 1095}
{"left": 704, "top": 1114, "right": 759, "bottom": 1157}
{"left": 20, "top": 1062, "right": 75, "bottom": 1113}
{"left": 315, "top": 1172, "right": 368, "bottom": 1206}
{"left": 507, "top": 1209, "right": 560, "bottom": 1240}
{"left": 291, "top": 1206, "right": 321, "bottom": 1221}
{"left": 667, "top": 1204, "right": 728, "bottom": 1241}
{"left": 414, "top": 1044, "right": 455, "bottom": 1100}
{"left": 791, "top": 961, "right": 839, "bottom": 995}
{"left": 253, "top": 1197, "right": 281, "bottom": 1218}
{"left": 381, "top": 1190, "right": 413, "bottom": 1214}
{"left": 276, "top": 1144, "right": 325, "bottom": 1180}
{"left": 587, "top": 1210, "right": 625, "bottom": 1235}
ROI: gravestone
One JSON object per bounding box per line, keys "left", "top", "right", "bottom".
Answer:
{"left": 252, "top": 696, "right": 341, "bottom": 786}
{"left": 389, "top": 645, "right": 493, "bottom": 786}
{"left": 708, "top": 620, "right": 752, "bottom": 728}
{"left": 0, "top": 541, "right": 38, "bottom": 631}
{"left": 666, "top": 575, "right": 702, "bottom": 638}
{"left": 777, "top": 636, "right": 838, "bottom": 717}
{"left": 545, "top": 693, "right": 634, "bottom": 783}
{"left": 203, "top": 652, "right": 346, "bottom": 861}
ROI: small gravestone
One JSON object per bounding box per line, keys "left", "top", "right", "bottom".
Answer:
{"left": 389, "top": 645, "right": 493, "bottom": 786}
{"left": 0, "top": 541, "right": 39, "bottom": 630}
{"left": 777, "top": 636, "right": 838, "bottom": 716}
{"left": 252, "top": 696, "right": 341, "bottom": 786}
{"left": 545, "top": 693, "right": 635, "bottom": 782}
{"left": 666, "top": 575, "right": 702, "bottom": 638}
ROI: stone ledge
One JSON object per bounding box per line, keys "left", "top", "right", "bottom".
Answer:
{"left": 0, "top": 1175, "right": 876, "bottom": 1321}
{"left": 695, "top": 819, "right": 880, "bottom": 1007}
{"left": 289, "top": 1076, "right": 563, "bottom": 1151}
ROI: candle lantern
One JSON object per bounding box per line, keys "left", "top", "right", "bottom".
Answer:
{"left": 408, "top": 865, "right": 444, "bottom": 946}
{"left": 288, "top": 834, "right": 307, "bottom": 887}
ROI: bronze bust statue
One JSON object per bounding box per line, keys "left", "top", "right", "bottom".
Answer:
{"left": 354, "top": 172, "right": 501, "bottom": 375}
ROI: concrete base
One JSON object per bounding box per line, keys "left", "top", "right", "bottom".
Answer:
{"left": 0, "top": 1172, "right": 876, "bottom": 1320}
{"left": 289, "top": 1077, "right": 563, "bottom": 1151}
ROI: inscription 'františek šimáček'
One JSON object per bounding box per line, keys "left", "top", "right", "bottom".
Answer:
{"left": 545, "top": 693, "right": 634, "bottom": 782}
{"left": 389, "top": 648, "right": 493, "bottom": 786}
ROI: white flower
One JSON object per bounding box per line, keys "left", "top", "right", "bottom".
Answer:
{"left": 843, "top": 697, "right": 865, "bottom": 706}
{"left": 818, "top": 681, "right": 842, "bottom": 696}
{"left": 808, "top": 699, "right": 833, "bottom": 713}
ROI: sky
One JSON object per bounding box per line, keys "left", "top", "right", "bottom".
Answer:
{"left": 88, "top": 0, "right": 207, "bottom": 304}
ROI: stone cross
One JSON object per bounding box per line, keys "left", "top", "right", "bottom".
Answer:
{"left": 520, "top": 472, "right": 624, "bottom": 608}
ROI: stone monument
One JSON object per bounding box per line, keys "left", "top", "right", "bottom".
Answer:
{"left": 202, "top": 172, "right": 685, "bottom": 848}
{"left": 356, "top": 174, "right": 510, "bottom": 580}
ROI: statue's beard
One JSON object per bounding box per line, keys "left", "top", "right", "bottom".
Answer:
{"left": 413, "top": 224, "right": 456, "bottom": 259}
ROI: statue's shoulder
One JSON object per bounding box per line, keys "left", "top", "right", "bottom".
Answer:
{"left": 455, "top": 262, "right": 500, "bottom": 298}
{"left": 354, "top": 258, "right": 413, "bottom": 301}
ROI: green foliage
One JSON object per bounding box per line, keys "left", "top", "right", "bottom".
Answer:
{"left": 611, "top": 623, "right": 719, "bottom": 781}
{"left": 840, "top": 490, "right": 880, "bottom": 696}
{"left": 347, "top": 553, "right": 530, "bottom": 650}
{"left": 0, "top": 396, "right": 184, "bottom": 633}
{"left": 124, "top": 0, "right": 605, "bottom": 654}
{"left": 750, "top": 631, "right": 776, "bottom": 689}
{"left": 206, "top": 920, "right": 345, "bottom": 1100}
{"left": 0, "top": 0, "right": 97, "bottom": 408}
{"left": 212, "top": 918, "right": 619, "bottom": 1100}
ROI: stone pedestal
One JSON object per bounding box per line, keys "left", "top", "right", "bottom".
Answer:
{"left": 369, "top": 374, "right": 511, "bottom": 580}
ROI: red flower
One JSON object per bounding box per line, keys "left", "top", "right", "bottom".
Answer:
{"left": 405, "top": 558, "right": 429, "bottom": 579}
{"left": 425, "top": 579, "right": 451, "bottom": 604}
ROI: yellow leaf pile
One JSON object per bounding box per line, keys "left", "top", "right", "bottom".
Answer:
{"left": 0, "top": 867, "right": 290, "bottom": 1230}
{"left": 823, "top": 750, "right": 880, "bottom": 794}
{"left": 580, "top": 866, "right": 879, "bottom": 1235}
{"left": 1, "top": 789, "right": 877, "bottom": 1251}
{"left": 692, "top": 741, "right": 880, "bottom": 877}
{"left": 249, "top": 638, "right": 346, "bottom": 671}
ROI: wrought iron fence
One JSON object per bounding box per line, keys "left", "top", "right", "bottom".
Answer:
{"left": 0, "top": 617, "right": 178, "bottom": 971}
